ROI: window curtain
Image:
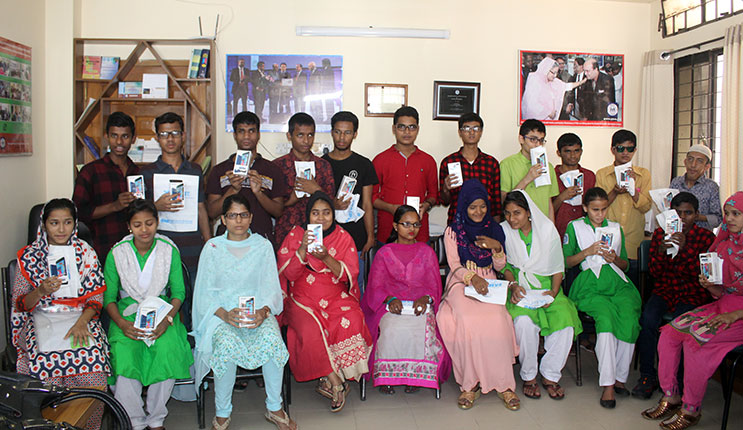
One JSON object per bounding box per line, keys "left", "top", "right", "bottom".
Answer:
{"left": 721, "top": 24, "right": 743, "bottom": 199}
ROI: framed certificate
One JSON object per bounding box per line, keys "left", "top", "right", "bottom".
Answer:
{"left": 433, "top": 81, "right": 480, "bottom": 120}
{"left": 364, "top": 83, "right": 408, "bottom": 117}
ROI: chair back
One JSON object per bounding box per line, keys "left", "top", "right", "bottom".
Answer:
{"left": 364, "top": 245, "right": 380, "bottom": 287}
{"left": 637, "top": 239, "right": 652, "bottom": 302}
{"left": 27, "top": 203, "right": 44, "bottom": 245}
{"left": 2, "top": 260, "right": 18, "bottom": 368}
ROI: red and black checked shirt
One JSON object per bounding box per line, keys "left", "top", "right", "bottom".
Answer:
{"left": 72, "top": 154, "right": 139, "bottom": 263}
{"left": 439, "top": 149, "right": 501, "bottom": 224}
{"left": 648, "top": 223, "right": 715, "bottom": 309}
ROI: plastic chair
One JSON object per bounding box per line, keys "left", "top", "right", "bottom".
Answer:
{"left": 1, "top": 260, "right": 18, "bottom": 371}
{"left": 719, "top": 345, "right": 743, "bottom": 430}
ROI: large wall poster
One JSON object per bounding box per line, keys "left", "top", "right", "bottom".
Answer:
{"left": 225, "top": 54, "right": 343, "bottom": 133}
{"left": 0, "top": 36, "right": 32, "bottom": 155}
{"left": 519, "top": 50, "right": 623, "bottom": 127}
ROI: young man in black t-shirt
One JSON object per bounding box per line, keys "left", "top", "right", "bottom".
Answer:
{"left": 322, "top": 111, "right": 379, "bottom": 293}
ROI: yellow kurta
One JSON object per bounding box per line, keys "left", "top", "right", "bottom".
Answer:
{"left": 595, "top": 164, "right": 652, "bottom": 259}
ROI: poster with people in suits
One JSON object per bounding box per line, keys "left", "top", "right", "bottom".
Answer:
{"left": 0, "top": 36, "right": 32, "bottom": 156}
{"left": 225, "top": 54, "right": 343, "bottom": 133}
{"left": 519, "top": 50, "right": 623, "bottom": 127}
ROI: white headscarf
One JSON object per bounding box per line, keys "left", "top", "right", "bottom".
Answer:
{"left": 501, "top": 190, "right": 564, "bottom": 289}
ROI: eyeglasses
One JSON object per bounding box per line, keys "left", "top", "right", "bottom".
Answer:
{"left": 225, "top": 212, "right": 251, "bottom": 220}
{"left": 523, "top": 135, "right": 546, "bottom": 145}
{"left": 614, "top": 145, "right": 636, "bottom": 153}
{"left": 157, "top": 130, "right": 184, "bottom": 139}
{"left": 395, "top": 124, "right": 419, "bottom": 132}
{"left": 460, "top": 126, "right": 482, "bottom": 133}
{"left": 332, "top": 129, "right": 355, "bottom": 136}
{"left": 398, "top": 222, "right": 422, "bottom": 228}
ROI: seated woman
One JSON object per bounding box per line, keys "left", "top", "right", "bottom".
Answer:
{"left": 563, "top": 187, "right": 641, "bottom": 408}
{"left": 436, "top": 179, "right": 520, "bottom": 410}
{"left": 502, "top": 190, "right": 581, "bottom": 401}
{"left": 361, "top": 205, "right": 450, "bottom": 395}
{"left": 642, "top": 192, "right": 743, "bottom": 430}
{"left": 193, "top": 194, "right": 295, "bottom": 430}
{"left": 12, "top": 198, "right": 109, "bottom": 430}
{"left": 104, "top": 199, "right": 193, "bottom": 430}
{"left": 277, "top": 191, "right": 372, "bottom": 412}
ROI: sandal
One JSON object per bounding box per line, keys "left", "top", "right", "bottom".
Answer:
{"left": 264, "top": 409, "right": 298, "bottom": 430}
{"left": 498, "top": 389, "right": 521, "bottom": 411}
{"left": 659, "top": 412, "right": 701, "bottom": 430}
{"left": 404, "top": 386, "right": 420, "bottom": 394}
{"left": 522, "top": 381, "right": 541, "bottom": 399}
{"left": 315, "top": 377, "right": 333, "bottom": 400}
{"left": 378, "top": 385, "right": 395, "bottom": 395}
{"left": 233, "top": 380, "right": 249, "bottom": 392}
{"left": 642, "top": 399, "right": 682, "bottom": 420}
{"left": 542, "top": 380, "right": 565, "bottom": 400}
{"left": 211, "top": 417, "right": 231, "bottom": 430}
{"left": 330, "top": 383, "right": 347, "bottom": 413}
{"left": 457, "top": 388, "right": 481, "bottom": 410}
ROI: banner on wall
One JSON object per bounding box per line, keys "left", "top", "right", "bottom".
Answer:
{"left": 0, "top": 36, "right": 32, "bottom": 155}
{"left": 225, "top": 54, "right": 343, "bottom": 133}
{"left": 519, "top": 50, "right": 624, "bottom": 127}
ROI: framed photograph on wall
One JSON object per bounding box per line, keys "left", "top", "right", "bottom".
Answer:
{"left": 433, "top": 81, "right": 480, "bottom": 120}
{"left": 519, "top": 50, "right": 624, "bottom": 127}
{"left": 365, "top": 83, "right": 408, "bottom": 117}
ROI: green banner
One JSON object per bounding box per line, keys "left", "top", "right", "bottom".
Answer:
{"left": 0, "top": 121, "right": 32, "bottom": 134}
{"left": 0, "top": 75, "right": 31, "bottom": 86}
{"left": 0, "top": 51, "right": 31, "bottom": 65}
{"left": 0, "top": 98, "right": 31, "bottom": 107}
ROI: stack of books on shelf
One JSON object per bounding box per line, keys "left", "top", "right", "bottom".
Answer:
{"left": 188, "top": 48, "right": 210, "bottom": 78}
{"left": 82, "top": 56, "right": 120, "bottom": 79}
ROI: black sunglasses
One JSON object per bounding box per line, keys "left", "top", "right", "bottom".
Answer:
{"left": 614, "top": 145, "right": 636, "bottom": 153}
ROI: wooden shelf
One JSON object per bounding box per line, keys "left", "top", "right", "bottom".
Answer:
{"left": 73, "top": 38, "right": 215, "bottom": 172}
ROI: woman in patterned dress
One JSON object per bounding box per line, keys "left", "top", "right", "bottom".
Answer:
{"left": 277, "top": 191, "right": 372, "bottom": 413}
{"left": 192, "top": 194, "right": 295, "bottom": 430}
{"left": 12, "top": 198, "right": 109, "bottom": 430}
{"left": 642, "top": 192, "right": 743, "bottom": 430}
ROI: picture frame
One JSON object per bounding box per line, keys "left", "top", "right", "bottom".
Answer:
{"left": 432, "top": 81, "right": 481, "bottom": 121}
{"left": 518, "top": 50, "right": 624, "bottom": 127}
{"left": 364, "top": 83, "right": 408, "bottom": 117}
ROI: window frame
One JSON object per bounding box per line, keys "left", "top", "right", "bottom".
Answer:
{"left": 661, "top": 0, "right": 743, "bottom": 37}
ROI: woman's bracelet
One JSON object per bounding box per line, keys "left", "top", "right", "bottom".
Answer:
{"left": 463, "top": 271, "right": 476, "bottom": 286}
{"left": 385, "top": 296, "right": 398, "bottom": 305}
{"left": 492, "top": 249, "right": 505, "bottom": 259}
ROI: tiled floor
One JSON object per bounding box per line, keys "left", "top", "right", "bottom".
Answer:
{"left": 164, "top": 352, "right": 743, "bottom": 430}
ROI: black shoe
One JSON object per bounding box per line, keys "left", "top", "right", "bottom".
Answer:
{"left": 600, "top": 398, "right": 616, "bottom": 409}
{"left": 614, "top": 385, "right": 631, "bottom": 397}
{"left": 632, "top": 376, "right": 659, "bottom": 399}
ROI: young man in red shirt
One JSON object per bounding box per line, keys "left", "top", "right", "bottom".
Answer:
{"left": 552, "top": 133, "right": 596, "bottom": 239}
{"left": 372, "top": 106, "right": 438, "bottom": 243}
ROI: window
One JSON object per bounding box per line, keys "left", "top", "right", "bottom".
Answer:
{"left": 662, "top": 0, "right": 743, "bottom": 36}
{"left": 672, "top": 49, "right": 723, "bottom": 183}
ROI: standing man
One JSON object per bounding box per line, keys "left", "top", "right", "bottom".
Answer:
{"left": 277, "top": 63, "right": 292, "bottom": 121}
{"left": 307, "top": 62, "right": 322, "bottom": 121}
{"left": 577, "top": 58, "right": 616, "bottom": 121}
{"left": 322, "top": 111, "right": 378, "bottom": 291}
{"left": 566, "top": 57, "right": 586, "bottom": 120}
{"left": 229, "top": 58, "right": 249, "bottom": 116}
{"left": 251, "top": 61, "right": 270, "bottom": 122}
{"left": 293, "top": 64, "right": 307, "bottom": 113}
{"left": 552, "top": 133, "right": 596, "bottom": 238}
{"left": 439, "top": 112, "right": 502, "bottom": 224}
{"left": 596, "top": 129, "right": 652, "bottom": 286}
{"left": 206, "top": 111, "right": 289, "bottom": 246}
{"left": 500, "top": 119, "right": 559, "bottom": 221}
{"left": 73, "top": 112, "right": 139, "bottom": 264}
{"left": 319, "top": 58, "right": 336, "bottom": 123}
{"left": 267, "top": 64, "right": 281, "bottom": 123}
{"left": 273, "top": 112, "right": 335, "bottom": 246}
{"left": 669, "top": 143, "right": 722, "bottom": 230}
{"left": 140, "top": 112, "right": 211, "bottom": 285}
{"left": 556, "top": 57, "right": 570, "bottom": 82}
{"left": 372, "top": 106, "right": 438, "bottom": 243}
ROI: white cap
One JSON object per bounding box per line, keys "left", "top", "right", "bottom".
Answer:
{"left": 688, "top": 143, "right": 712, "bottom": 161}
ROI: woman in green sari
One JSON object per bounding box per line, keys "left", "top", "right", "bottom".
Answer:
{"left": 104, "top": 199, "right": 193, "bottom": 430}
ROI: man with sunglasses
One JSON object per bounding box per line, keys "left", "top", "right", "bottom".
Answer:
{"left": 500, "top": 119, "right": 559, "bottom": 221}
{"left": 372, "top": 106, "right": 438, "bottom": 243}
{"left": 439, "top": 112, "right": 502, "bottom": 223}
{"left": 596, "top": 129, "right": 652, "bottom": 285}
{"left": 669, "top": 143, "right": 722, "bottom": 230}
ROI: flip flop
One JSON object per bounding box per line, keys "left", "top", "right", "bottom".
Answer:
{"left": 542, "top": 381, "right": 565, "bottom": 400}
{"left": 522, "top": 381, "right": 541, "bottom": 399}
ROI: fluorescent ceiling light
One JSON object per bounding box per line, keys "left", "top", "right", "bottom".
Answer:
{"left": 296, "top": 26, "right": 450, "bottom": 39}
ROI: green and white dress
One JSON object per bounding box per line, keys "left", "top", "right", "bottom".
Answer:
{"left": 103, "top": 234, "right": 193, "bottom": 385}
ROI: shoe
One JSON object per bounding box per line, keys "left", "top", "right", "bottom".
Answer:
{"left": 641, "top": 399, "right": 681, "bottom": 420}
{"left": 632, "top": 376, "right": 659, "bottom": 399}
{"left": 614, "top": 385, "right": 630, "bottom": 397}
{"left": 659, "top": 412, "right": 701, "bottom": 430}
{"left": 600, "top": 398, "right": 616, "bottom": 409}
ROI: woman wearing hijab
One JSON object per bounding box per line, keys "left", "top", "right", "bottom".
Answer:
{"left": 642, "top": 192, "right": 743, "bottom": 430}
{"left": 502, "top": 190, "right": 581, "bottom": 401}
{"left": 277, "top": 191, "right": 372, "bottom": 413}
{"left": 13, "top": 198, "right": 109, "bottom": 430}
{"left": 436, "top": 179, "right": 520, "bottom": 410}
{"left": 104, "top": 199, "right": 193, "bottom": 430}
{"left": 361, "top": 205, "right": 450, "bottom": 395}
{"left": 193, "top": 194, "right": 295, "bottom": 430}
{"left": 521, "top": 57, "right": 586, "bottom": 120}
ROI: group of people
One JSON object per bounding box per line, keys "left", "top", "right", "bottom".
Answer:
{"left": 8, "top": 104, "right": 742, "bottom": 430}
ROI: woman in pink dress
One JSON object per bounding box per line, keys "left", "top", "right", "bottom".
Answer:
{"left": 642, "top": 191, "right": 743, "bottom": 430}
{"left": 436, "top": 179, "right": 520, "bottom": 411}
{"left": 521, "top": 57, "right": 586, "bottom": 120}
